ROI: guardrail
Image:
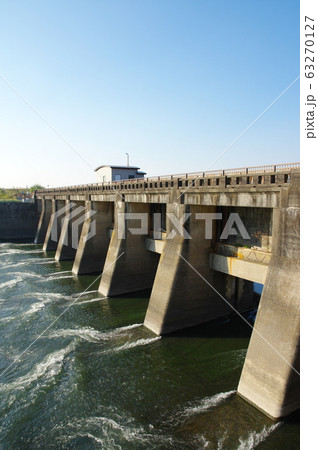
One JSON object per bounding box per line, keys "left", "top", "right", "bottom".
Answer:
{"left": 36, "top": 162, "right": 300, "bottom": 194}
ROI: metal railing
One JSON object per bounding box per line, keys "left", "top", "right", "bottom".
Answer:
{"left": 36, "top": 162, "right": 299, "bottom": 194}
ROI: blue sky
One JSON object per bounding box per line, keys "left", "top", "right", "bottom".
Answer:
{"left": 0, "top": 0, "right": 299, "bottom": 187}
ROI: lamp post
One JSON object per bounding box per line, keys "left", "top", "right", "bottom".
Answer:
{"left": 125, "top": 153, "right": 129, "bottom": 167}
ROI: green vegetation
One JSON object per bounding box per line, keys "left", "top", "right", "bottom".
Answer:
{"left": 0, "top": 188, "right": 20, "bottom": 202}
{"left": 30, "top": 184, "right": 45, "bottom": 192}
{"left": 0, "top": 185, "right": 44, "bottom": 201}
{"left": 233, "top": 242, "right": 252, "bottom": 248}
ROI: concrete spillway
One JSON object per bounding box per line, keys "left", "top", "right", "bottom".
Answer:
{"left": 32, "top": 163, "right": 300, "bottom": 420}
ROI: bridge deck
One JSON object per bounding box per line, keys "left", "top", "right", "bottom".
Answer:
{"left": 36, "top": 162, "right": 299, "bottom": 195}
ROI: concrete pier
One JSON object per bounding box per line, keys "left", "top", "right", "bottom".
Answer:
{"left": 34, "top": 199, "right": 52, "bottom": 244}
{"left": 72, "top": 200, "right": 114, "bottom": 275}
{"left": 144, "top": 204, "right": 254, "bottom": 335}
{"left": 237, "top": 176, "right": 300, "bottom": 419}
{"left": 55, "top": 200, "right": 85, "bottom": 261}
{"left": 99, "top": 201, "right": 160, "bottom": 296}
{"left": 43, "top": 199, "right": 66, "bottom": 252}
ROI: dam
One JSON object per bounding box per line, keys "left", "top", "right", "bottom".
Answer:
{"left": 28, "top": 162, "right": 300, "bottom": 420}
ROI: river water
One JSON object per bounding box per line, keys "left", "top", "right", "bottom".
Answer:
{"left": 0, "top": 242, "right": 299, "bottom": 449}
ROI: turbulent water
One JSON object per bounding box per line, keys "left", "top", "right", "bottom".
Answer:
{"left": 0, "top": 243, "right": 299, "bottom": 449}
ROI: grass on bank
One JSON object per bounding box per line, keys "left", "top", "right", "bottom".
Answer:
{"left": 0, "top": 185, "right": 44, "bottom": 202}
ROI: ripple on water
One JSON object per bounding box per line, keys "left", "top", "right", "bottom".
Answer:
{"left": 237, "top": 423, "right": 281, "bottom": 449}
{"left": 182, "top": 390, "right": 236, "bottom": 418}
{"left": 0, "top": 341, "right": 76, "bottom": 393}
{"left": 47, "top": 323, "right": 143, "bottom": 343}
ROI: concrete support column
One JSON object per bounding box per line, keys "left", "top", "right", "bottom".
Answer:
{"left": 34, "top": 199, "right": 52, "bottom": 244}
{"left": 98, "top": 201, "right": 160, "bottom": 296}
{"left": 237, "top": 179, "right": 300, "bottom": 419}
{"left": 72, "top": 201, "right": 114, "bottom": 275}
{"left": 235, "top": 278, "right": 254, "bottom": 311}
{"left": 144, "top": 204, "right": 253, "bottom": 335}
{"left": 43, "top": 199, "right": 66, "bottom": 251}
{"left": 55, "top": 200, "right": 85, "bottom": 261}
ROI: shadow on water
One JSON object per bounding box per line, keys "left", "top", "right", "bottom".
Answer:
{"left": 166, "top": 310, "right": 256, "bottom": 340}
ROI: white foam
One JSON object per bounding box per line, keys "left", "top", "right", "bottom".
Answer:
{"left": 117, "top": 323, "right": 143, "bottom": 331}
{"left": 0, "top": 261, "right": 29, "bottom": 269}
{"left": 38, "top": 275, "right": 74, "bottom": 282}
{"left": 237, "top": 423, "right": 281, "bottom": 449}
{"left": 183, "top": 390, "right": 236, "bottom": 416}
{"left": 60, "top": 413, "right": 176, "bottom": 448}
{"left": 0, "top": 278, "right": 23, "bottom": 290}
{"left": 47, "top": 270, "right": 72, "bottom": 277}
{"left": 49, "top": 327, "right": 111, "bottom": 343}
{"left": 34, "top": 259, "right": 58, "bottom": 265}
{"left": 200, "top": 436, "right": 211, "bottom": 449}
{"left": 86, "top": 416, "right": 152, "bottom": 444}
{"left": 5, "top": 271, "right": 42, "bottom": 280}
{"left": 71, "top": 290, "right": 98, "bottom": 298}
{"left": 21, "top": 249, "right": 44, "bottom": 254}
{"left": 86, "top": 416, "right": 175, "bottom": 446}
{"left": 0, "top": 249, "right": 43, "bottom": 255}
{"left": 106, "top": 337, "right": 161, "bottom": 354}
{"left": 0, "top": 249, "right": 25, "bottom": 256}
{"left": 32, "top": 292, "right": 69, "bottom": 300}
{"left": 0, "top": 341, "right": 75, "bottom": 392}
{"left": 0, "top": 258, "right": 55, "bottom": 269}
{"left": 75, "top": 297, "right": 106, "bottom": 305}
{"left": 25, "top": 299, "right": 51, "bottom": 315}
{"left": 0, "top": 315, "right": 15, "bottom": 323}
{"left": 217, "top": 431, "right": 228, "bottom": 450}
{"left": 47, "top": 323, "right": 143, "bottom": 343}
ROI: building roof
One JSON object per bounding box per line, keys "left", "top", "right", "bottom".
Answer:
{"left": 95, "top": 165, "right": 141, "bottom": 172}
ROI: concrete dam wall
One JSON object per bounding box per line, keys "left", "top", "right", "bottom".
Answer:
{"left": 8, "top": 163, "right": 301, "bottom": 420}
{"left": 0, "top": 202, "right": 39, "bottom": 241}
